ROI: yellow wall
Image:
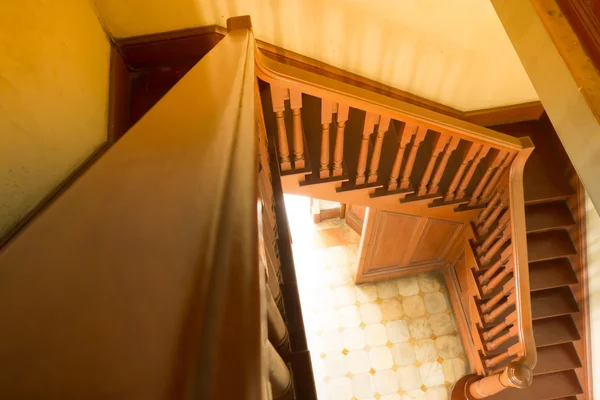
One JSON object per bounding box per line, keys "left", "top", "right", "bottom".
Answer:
{"left": 91, "top": 0, "right": 538, "bottom": 111}
{"left": 0, "top": 0, "right": 111, "bottom": 239}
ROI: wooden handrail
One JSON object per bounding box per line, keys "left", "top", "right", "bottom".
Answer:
{"left": 0, "top": 16, "right": 292, "bottom": 400}
{"left": 506, "top": 136, "right": 536, "bottom": 371}
{"left": 255, "top": 48, "right": 523, "bottom": 153}
{"left": 453, "top": 137, "right": 536, "bottom": 399}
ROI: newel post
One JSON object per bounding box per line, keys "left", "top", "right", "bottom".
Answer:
{"left": 451, "top": 363, "right": 532, "bottom": 399}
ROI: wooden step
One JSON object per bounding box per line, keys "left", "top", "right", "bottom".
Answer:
{"left": 534, "top": 343, "right": 582, "bottom": 375}
{"left": 527, "top": 230, "right": 577, "bottom": 263}
{"left": 529, "top": 259, "right": 578, "bottom": 291}
{"left": 525, "top": 201, "right": 575, "bottom": 233}
{"left": 533, "top": 315, "right": 581, "bottom": 347}
{"left": 531, "top": 287, "right": 579, "bottom": 320}
{"left": 487, "top": 371, "right": 583, "bottom": 400}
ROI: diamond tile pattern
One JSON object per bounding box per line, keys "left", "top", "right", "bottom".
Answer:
{"left": 285, "top": 197, "right": 469, "bottom": 400}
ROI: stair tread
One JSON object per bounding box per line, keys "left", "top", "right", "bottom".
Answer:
{"left": 531, "top": 287, "right": 579, "bottom": 320}
{"left": 522, "top": 152, "right": 575, "bottom": 205}
{"left": 526, "top": 201, "right": 575, "bottom": 233}
{"left": 529, "top": 259, "right": 578, "bottom": 291}
{"left": 534, "top": 343, "right": 582, "bottom": 375}
{"left": 534, "top": 315, "right": 581, "bottom": 347}
{"left": 488, "top": 370, "right": 583, "bottom": 400}
{"left": 527, "top": 230, "right": 577, "bottom": 263}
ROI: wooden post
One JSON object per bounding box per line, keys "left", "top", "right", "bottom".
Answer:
{"left": 320, "top": 99, "right": 334, "bottom": 178}
{"left": 445, "top": 142, "right": 480, "bottom": 201}
{"left": 416, "top": 133, "right": 450, "bottom": 196}
{"left": 355, "top": 113, "right": 378, "bottom": 185}
{"left": 456, "top": 144, "right": 490, "bottom": 200}
{"left": 368, "top": 116, "right": 391, "bottom": 183}
{"left": 333, "top": 104, "right": 349, "bottom": 177}
{"left": 428, "top": 135, "right": 460, "bottom": 195}
{"left": 465, "top": 363, "right": 532, "bottom": 399}
{"left": 400, "top": 126, "right": 426, "bottom": 189}
{"left": 468, "top": 150, "right": 507, "bottom": 206}
{"left": 267, "top": 341, "right": 293, "bottom": 399}
{"left": 266, "top": 285, "right": 289, "bottom": 352}
{"left": 289, "top": 88, "right": 304, "bottom": 169}
{"left": 481, "top": 152, "right": 516, "bottom": 202}
{"left": 270, "top": 84, "right": 291, "bottom": 171}
{"left": 388, "top": 123, "right": 416, "bottom": 190}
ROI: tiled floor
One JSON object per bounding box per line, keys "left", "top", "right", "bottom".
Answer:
{"left": 285, "top": 195, "right": 470, "bottom": 400}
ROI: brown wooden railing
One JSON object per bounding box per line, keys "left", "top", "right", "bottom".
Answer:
{"left": 256, "top": 51, "right": 526, "bottom": 210}
{"left": 453, "top": 137, "right": 536, "bottom": 399}
{"left": 0, "top": 17, "right": 302, "bottom": 400}
{"left": 256, "top": 48, "right": 538, "bottom": 399}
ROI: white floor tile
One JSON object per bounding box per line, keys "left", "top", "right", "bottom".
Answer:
{"left": 352, "top": 373, "right": 376, "bottom": 398}
{"left": 423, "top": 292, "right": 447, "bottom": 314}
{"left": 397, "top": 365, "right": 422, "bottom": 391}
{"left": 403, "top": 295, "right": 426, "bottom": 318}
{"left": 381, "top": 299, "right": 404, "bottom": 320}
{"left": 408, "top": 317, "right": 432, "bottom": 340}
{"left": 347, "top": 349, "right": 371, "bottom": 374}
{"left": 374, "top": 369, "right": 399, "bottom": 395}
{"left": 391, "top": 342, "right": 416, "bottom": 366}
{"left": 365, "top": 323, "right": 388, "bottom": 347}
{"left": 397, "top": 276, "right": 420, "bottom": 296}
{"left": 386, "top": 320, "right": 410, "bottom": 343}
{"left": 360, "top": 302, "right": 384, "bottom": 325}
{"left": 369, "top": 346, "right": 394, "bottom": 370}
{"left": 376, "top": 280, "right": 399, "bottom": 299}
{"left": 342, "top": 326, "right": 367, "bottom": 350}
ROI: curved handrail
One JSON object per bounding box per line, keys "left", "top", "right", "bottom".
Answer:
{"left": 255, "top": 47, "right": 524, "bottom": 153}
{"left": 506, "top": 136, "right": 537, "bottom": 370}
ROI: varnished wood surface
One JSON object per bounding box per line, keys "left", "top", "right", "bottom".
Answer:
{"left": 256, "top": 50, "right": 524, "bottom": 153}
{"left": 355, "top": 209, "right": 464, "bottom": 282}
{"left": 0, "top": 25, "right": 262, "bottom": 399}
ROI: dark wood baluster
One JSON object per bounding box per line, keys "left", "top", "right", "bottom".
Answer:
{"left": 416, "top": 133, "right": 450, "bottom": 196}
{"left": 269, "top": 84, "right": 291, "bottom": 170}
{"left": 289, "top": 88, "right": 304, "bottom": 169}
{"left": 476, "top": 191, "right": 501, "bottom": 226}
{"left": 480, "top": 224, "right": 512, "bottom": 266}
{"left": 320, "top": 99, "right": 334, "bottom": 178}
{"left": 267, "top": 285, "right": 289, "bottom": 352}
{"left": 484, "top": 292, "right": 516, "bottom": 323}
{"left": 388, "top": 122, "right": 416, "bottom": 190}
{"left": 485, "top": 325, "right": 518, "bottom": 351}
{"left": 483, "top": 311, "right": 517, "bottom": 341}
{"left": 368, "top": 116, "right": 391, "bottom": 183}
{"left": 428, "top": 135, "right": 460, "bottom": 195}
{"left": 481, "top": 152, "right": 517, "bottom": 202}
{"left": 355, "top": 113, "right": 378, "bottom": 185}
{"left": 477, "top": 212, "right": 511, "bottom": 255}
{"left": 481, "top": 279, "right": 515, "bottom": 314}
{"left": 333, "top": 104, "right": 349, "bottom": 177}
{"left": 399, "top": 126, "right": 426, "bottom": 189}
{"left": 478, "top": 189, "right": 509, "bottom": 236}
{"left": 456, "top": 144, "right": 490, "bottom": 200}
{"left": 444, "top": 142, "right": 480, "bottom": 201}
{"left": 485, "top": 343, "right": 521, "bottom": 369}
{"left": 468, "top": 150, "right": 508, "bottom": 206}
{"left": 267, "top": 340, "right": 293, "bottom": 398}
{"left": 479, "top": 246, "right": 512, "bottom": 283}
{"left": 483, "top": 258, "right": 514, "bottom": 294}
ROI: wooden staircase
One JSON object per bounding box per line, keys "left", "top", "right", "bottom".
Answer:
{"left": 473, "top": 120, "right": 589, "bottom": 400}
{"left": 256, "top": 48, "right": 590, "bottom": 399}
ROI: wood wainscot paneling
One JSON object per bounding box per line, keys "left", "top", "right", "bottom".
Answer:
{"left": 345, "top": 204, "right": 367, "bottom": 235}
{"left": 355, "top": 209, "right": 466, "bottom": 283}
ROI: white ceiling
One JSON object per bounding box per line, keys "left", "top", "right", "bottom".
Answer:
{"left": 92, "top": 0, "right": 539, "bottom": 111}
